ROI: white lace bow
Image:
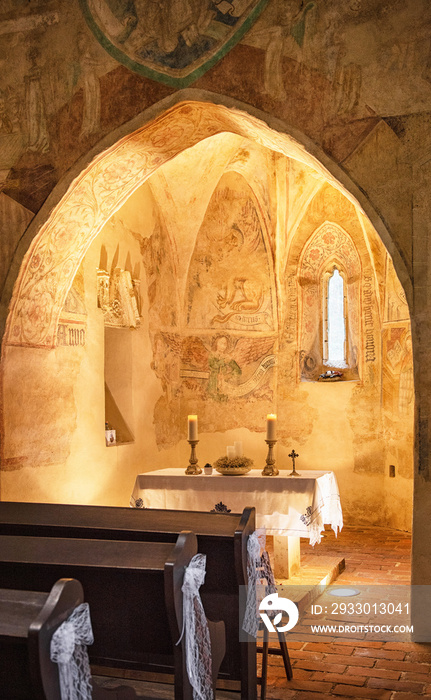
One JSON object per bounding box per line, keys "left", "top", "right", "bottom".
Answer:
{"left": 242, "top": 528, "right": 272, "bottom": 638}
{"left": 50, "top": 602, "right": 94, "bottom": 700}
{"left": 177, "top": 553, "right": 213, "bottom": 700}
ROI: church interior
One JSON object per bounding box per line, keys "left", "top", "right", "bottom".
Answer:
{"left": 0, "top": 0, "right": 431, "bottom": 697}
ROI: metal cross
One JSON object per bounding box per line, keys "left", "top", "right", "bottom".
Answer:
{"left": 288, "top": 449, "right": 299, "bottom": 476}
{"left": 288, "top": 449, "right": 299, "bottom": 466}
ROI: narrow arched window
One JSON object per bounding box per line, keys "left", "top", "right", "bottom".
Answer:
{"left": 324, "top": 268, "right": 347, "bottom": 367}
{"left": 299, "top": 224, "right": 361, "bottom": 381}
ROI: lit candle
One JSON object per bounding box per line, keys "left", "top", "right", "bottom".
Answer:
{"left": 266, "top": 414, "right": 277, "bottom": 441}
{"left": 188, "top": 415, "right": 198, "bottom": 441}
{"left": 234, "top": 441, "right": 243, "bottom": 457}
{"left": 226, "top": 446, "right": 235, "bottom": 459}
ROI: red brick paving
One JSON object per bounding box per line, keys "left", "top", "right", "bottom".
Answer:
{"left": 263, "top": 525, "right": 431, "bottom": 699}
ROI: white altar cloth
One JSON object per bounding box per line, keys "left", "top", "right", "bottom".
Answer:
{"left": 130, "top": 468, "right": 343, "bottom": 546}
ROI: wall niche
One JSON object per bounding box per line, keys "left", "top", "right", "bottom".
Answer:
{"left": 97, "top": 244, "right": 142, "bottom": 446}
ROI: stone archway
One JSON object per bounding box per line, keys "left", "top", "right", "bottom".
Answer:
{"left": 1, "top": 94, "right": 411, "bottom": 351}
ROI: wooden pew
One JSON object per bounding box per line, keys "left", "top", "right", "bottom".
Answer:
{"left": 0, "top": 502, "right": 256, "bottom": 700}
{"left": 0, "top": 577, "right": 137, "bottom": 699}
{"left": 0, "top": 531, "right": 224, "bottom": 700}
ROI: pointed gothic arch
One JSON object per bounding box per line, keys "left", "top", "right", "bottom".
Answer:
{"left": 0, "top": 93, "right": 411, "bottom": 352}
{"left": 298, "top": 221, "right": 362, "bottom": 381}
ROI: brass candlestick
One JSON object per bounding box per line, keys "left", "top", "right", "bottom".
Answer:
{"left": 262, "top": 439, "right": 279, "bottom": 476}
{"left": 185, "top": 439, "right": 202, "bottom": 475}
{"left": 288, "top": 449, "right": 300, "bottom": 476}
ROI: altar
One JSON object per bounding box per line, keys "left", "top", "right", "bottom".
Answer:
{"left": 130, "top": 468, "right": 343, "bottom": 578}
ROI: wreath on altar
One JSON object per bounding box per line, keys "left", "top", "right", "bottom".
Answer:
{"left": 213, "top": 456, "right": 253, "bottom": 476}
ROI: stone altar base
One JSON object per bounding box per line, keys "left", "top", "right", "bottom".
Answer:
{"left": 268, "top": 535, "right": 346, "bottom": 613}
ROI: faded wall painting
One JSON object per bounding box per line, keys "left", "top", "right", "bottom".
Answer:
{"left": 152, "top": 331, "right": 276, "bottom": 448}
{"left": 151, "top": 166, "right": 278, "bottom": 447}
{"left": 80, "top": 0, "right": 269, "bottom": 86}
{"left": 381, "top": 323, "right": 413, "bottom": 484}
{"left": 382, "top": 326, "right": 413, "bottom": 419}
{"left": 140, "top": 216, "right": 178, "bottom": 330}
{"left": 0, "top": 0, "right": 430, "bottom": 231}
{"left": 380, "top": 255, "right": 413, "bottom": 482}
{"left": 384, "top": 255, "right": 410, "bottom": 323}
{"left": 58, "top": 262, "right": 87, "bottom": 347}
{"left": 186, "top": 172, "right": 275, "bottom": 333}
{"left": 180, "top": 333, "right": 275, "bottom": 401}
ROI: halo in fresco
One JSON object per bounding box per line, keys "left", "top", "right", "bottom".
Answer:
{"left": 79, "top": 0, "right": 269, "bottom": 87}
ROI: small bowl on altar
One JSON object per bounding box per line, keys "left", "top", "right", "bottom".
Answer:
{"left": 214, "top": 456, "right": 253, "bottom": 476}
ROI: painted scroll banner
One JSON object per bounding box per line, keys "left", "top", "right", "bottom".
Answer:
{"left": 180, "top": 353, "right": 276, "bottom": 397}
{"left": 228, "top": 353, "right": 276, "bottom": 397}
{"left": 212, "top": 311, "right": 271, "bottom": 326}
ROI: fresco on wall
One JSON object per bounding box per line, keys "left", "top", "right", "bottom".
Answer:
{"left": 80, "top": 0, "right": 269, "bottom": 87}
{"left": 58, "top": 263, "right": 87, "bottom": 347}
{"left": 151, "top": 331, "right": 276, "bottom": 447}
{"left": 248, "top": 1, "right": 317, "bottom": 101}
{"left": 251, "top": 0, "right": 431, "bottom": 112}
{"left": 0, "top": 0, "right": 429, "bottom": 226}
{"left": 384, "top": 255, "right": 410, "bottom": 323}
{"left": 0, "top": 6, "right": 59, "bottom": 159}
{"left": 140, "top": 217, "right": 178, "bottom": 329}
{"left": 380, "top": 254, "right": 413, "bottom": 479}
{"left": 151, "top": 332, "right": 182, "bottom": 404}
{"left": 186, "top": 173, "right": 275, "bottom": 332}
{"left": 75, "top": 32, "right": 102, "bottom": 139}
{"left": 180, "top": 333, "right": 275, "bottom": 401}
{"left": 0, "top": 0, "right": 431, "bottom": 219}
{"left": 382, "top": 326, "right": 413, "bottom": 418}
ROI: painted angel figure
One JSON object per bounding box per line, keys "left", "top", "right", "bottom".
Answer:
{"left": 208, "top": 335, "right": 276, "bottom": 402}
{"left": 166, "top": 334, "right": 275, "bottom": 402}
{"left": 208, "top": 335, "right": 241, "bottom": 402}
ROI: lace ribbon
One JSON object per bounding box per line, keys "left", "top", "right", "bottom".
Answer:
{"left": 177, "top": 553, "right": 213, "bottom": 700}
{"left": 242, "top": 528, "right": 275, "bottom": 638}
{"left": 50, "top": 602, "right": 94, "bottom": 700}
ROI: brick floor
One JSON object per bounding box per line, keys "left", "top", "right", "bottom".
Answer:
{"left": 261, "top": 525, "right": 431, "bottom": 699}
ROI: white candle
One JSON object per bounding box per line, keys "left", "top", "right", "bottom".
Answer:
{"left": 266, "top": 414, "right": 277, "bottom": 441}
{"left": 226, "top": 446, "right": 235, "bottom": 459}
{"left": 188, "top": 415, "right": 198, "bottom": 441}
{"left": 234, "top": 441, "right": 243, "bottom": 457}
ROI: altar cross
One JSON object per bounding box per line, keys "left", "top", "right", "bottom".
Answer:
{"left": 288, "top": 449, "right": 299, "bottom": 476}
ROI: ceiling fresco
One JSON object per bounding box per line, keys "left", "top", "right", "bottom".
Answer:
{"left": 79, "top": 0, "right": 269, "bottom": 87}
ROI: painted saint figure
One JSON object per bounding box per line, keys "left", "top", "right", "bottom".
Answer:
{"left": 77, "top": 33, "right": 101, "bottom": 138}
{"left": 25, "top": 47, "right": 49, "bottom": 153}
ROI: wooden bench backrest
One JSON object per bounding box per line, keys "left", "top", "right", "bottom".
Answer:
{"left": 0, "top": 578, "right": 83, "bottom": 700}
{"left": 0, "top": 504, "right": 256, "bottom": 699}
{"left": 0, "top": 501, "right": 254, "bottom": 587}
{"left": 0, "top": 532, "right": 197, "bottom": 687}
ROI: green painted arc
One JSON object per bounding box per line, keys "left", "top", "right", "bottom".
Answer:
{"left": 79, "top": 0, "right": 270, "bottom": 89}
